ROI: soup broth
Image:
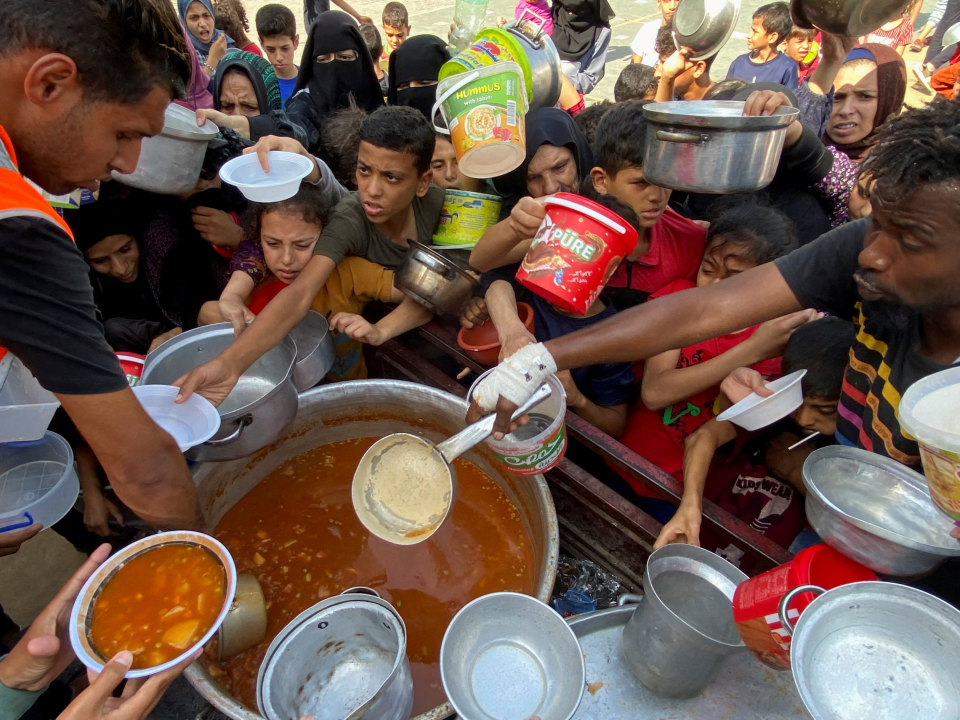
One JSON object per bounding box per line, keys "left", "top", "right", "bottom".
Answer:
{"left": 212, "top": 437, "right": 537, "bottom": 715}
{"left": 90, "top": 544, "right": 226, "bottom": 669}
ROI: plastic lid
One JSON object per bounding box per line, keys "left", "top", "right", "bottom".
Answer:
{"left": 900, "top": 365, "right": 960, "bottom": 450}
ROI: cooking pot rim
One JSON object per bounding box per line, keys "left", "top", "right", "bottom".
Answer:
{"left": 643, "top": 101, "right": 799, "bottom": 129}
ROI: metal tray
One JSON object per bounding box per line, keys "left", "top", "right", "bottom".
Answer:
{"left": 567, "top": 602, "right": 811, "bottom": 720}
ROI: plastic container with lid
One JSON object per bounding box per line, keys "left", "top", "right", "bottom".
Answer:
{"left": 0, "top": 431, "right": 79, "bottom": 535}
{"left": 0, "top": 356, "right": 61, "bottom": 444}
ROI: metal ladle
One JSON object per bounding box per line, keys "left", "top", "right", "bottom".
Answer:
{"left": 352, "top": 383, "right": 552, "bottom": 545}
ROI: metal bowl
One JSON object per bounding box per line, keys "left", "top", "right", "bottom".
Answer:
{"left": 395, "top": 241, "right": 479, "bottom": 316}
{"left": 289, "top": 310, "right": 335, "bottom": 391}
{"left": 672, "top": 0, "right": 742, "bottom": 62}
{"left": 441, "top": 592, "right": 585, "bottom": 720}
{"left": 789, "top": 582, "right": 960, "bottom": 720}
{"left": 790, "top": 0, "right": 910, "bottom": 36}
{"left": 802, "top": 446, "right": 960, "bottom": 577}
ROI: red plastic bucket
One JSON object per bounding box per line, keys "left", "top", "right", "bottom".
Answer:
{"left": 732, "top": 544, "right": 876, "bottom": 670}
{"left": 115, "top": 353, "right": 145, "bottom": 388}
{"left": 516, "top": 192, "right": 638, "bottom": 314}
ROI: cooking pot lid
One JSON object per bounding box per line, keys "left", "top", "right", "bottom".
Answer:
{"left": 642, "top": 100, "right": 798, "bottom": 128}
{"left": 160, "top": 103, "right": 219, "bottom": 141}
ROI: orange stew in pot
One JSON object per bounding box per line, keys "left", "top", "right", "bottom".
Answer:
{"left": 90, "top": 544, "right": 226, "bottom": 669}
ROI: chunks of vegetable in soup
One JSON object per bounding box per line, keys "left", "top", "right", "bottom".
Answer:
{"left": 89, "top": 544, "right": 226, "bottom": 669}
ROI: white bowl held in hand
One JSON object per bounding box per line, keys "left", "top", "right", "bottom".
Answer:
{"left": 219, "top": 151, "right": 314, "bottom": 202}
{"left": 133, "top": 385, "right": 220, "bottom": 451}
{"left": 717, "top": 369, "right": 807, "bottom": 431}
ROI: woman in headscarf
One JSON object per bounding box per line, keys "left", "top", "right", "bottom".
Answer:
{"left": 471, "top": 108, "right": 594, "bottom": 272}
{"left": 179, "top": 0, "right": 235, "bottom": 70}
{"left": 551, "top": 0, "right": 615, "bottom": 96}
{"left": 387, "top": 35, "right": 450, "bottom": 120}
{"left": 285, "top": 11, "right": 385, "bottom": 153}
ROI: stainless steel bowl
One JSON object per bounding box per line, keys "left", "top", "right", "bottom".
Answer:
{"left": 395, "top": 240, "right": 479, "bottom": 316}
{"left": 802, "top": 446, "right": 960, "bottom": 577}
{"left": 672, "top": 0, "right": 742, "bottom": 62}
{"left": 787, "top": 582, "right": 960, "bottom": 720}
{"left": 440, "top": 592, "right": 584, "bottom": 720}
{"left": 142, "top": 324, "right": 298, "bottom": 462}
{"left": 790, "top": 0, "right": 911, "bottom": 36}
{"left": 289, "top": 310, "right": 335, "bottom": 391}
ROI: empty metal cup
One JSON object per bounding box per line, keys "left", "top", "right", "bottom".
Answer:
{"left": 257, "top": 588, "right": 413, "bottom": 720}
{"left": 621, "top": 544, "right": 748, "bottom": 698}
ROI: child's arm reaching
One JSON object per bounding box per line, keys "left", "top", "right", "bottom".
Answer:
{"left": 469, "top": 198, "right": 547, "bottom": 272}
{"left": 641, "top": 309, "right": 818, "bottom": 411}
{"left": 330, "top": 294, "right": 432, "bottom": 346}
{"left": 198, "top": 271, "right": 256, "bottom": 333}
{"left": 556, "top": 370, "right": 628, "bottom": 437}
{"left": 654, "top": 418, "right": 737, "bottom": 550}
{"left": 485, "top": 280, "right": 536, "bottom": 360}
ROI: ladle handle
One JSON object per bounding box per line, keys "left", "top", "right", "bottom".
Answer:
{"left": 437, "top": 383, "right": 553, "bottom": 464}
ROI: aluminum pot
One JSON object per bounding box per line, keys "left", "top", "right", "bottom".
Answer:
{"left": 642, "top": 101, "right": 799, "bottom": 194}
{"left": 621, "top": 544, "right": 747, "bottom": 698}
{"left": 141, "top": 324, "right": 298, "bottom": 462}
{"left": 112, "top": 103, "right": 219, "bottom": 194}
{"left": 289, "top": 310, "right": 336, "bottom": 391}
{"left": 777, "top": 581, "right": 960, "bottom": 720}
{"left": 672, "top": 0, "right": 742, "bottom": 61}
{"left": 790, "top": 0, "right": 910, "bottom": 36}
{"left": 503, "top": 12, "right": 562, "bottom": 109}
{"left": 395, "top": 241, "right": 479, "bottom": 316}
{"left": 258, "top": 588, "right": 413, "bottom": 720}
{"left": 183, "top": 379, "right": 560, "bottom": 720}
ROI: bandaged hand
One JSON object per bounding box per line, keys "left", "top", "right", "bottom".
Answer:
{"left": 473, "top": 343, "right": 558, "bottom": 411}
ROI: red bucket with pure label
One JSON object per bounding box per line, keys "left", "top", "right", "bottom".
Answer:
{"left": 516, "top": 192, "right": 638, "bottom": 314}
{"left": 115, "top": 353, "right": 145, "bottom": 388}
{"left": 732, "top": 544, "right": 876, "bottom": 671}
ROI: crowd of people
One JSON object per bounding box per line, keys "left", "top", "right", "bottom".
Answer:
{"left": 1, "top": 0, "right": 960, "bottom": 716}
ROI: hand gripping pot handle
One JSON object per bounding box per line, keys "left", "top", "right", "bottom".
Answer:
{"left": 432, "top": 71, "right": 482, "bottom": 135}
{"left": 777, "top": 584, "right": 825, "bottom": 634}
{"left": 656, "top": 130, "right": 710, "bottom": 145}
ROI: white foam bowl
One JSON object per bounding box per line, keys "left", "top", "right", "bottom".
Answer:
{"left": 133, "top": 385, "right": 220, "bottom": 452}
{"left": 219, "top": 151, "right": 314, "bottom": 202}
{"left": 717, "top": 369, "right": 807, "bottom": 432}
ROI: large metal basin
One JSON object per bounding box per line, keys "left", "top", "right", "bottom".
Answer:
{"left": 185, "top": 380, "right": 560, "bottom": 720}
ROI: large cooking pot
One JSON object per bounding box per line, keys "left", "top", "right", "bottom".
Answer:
{"left": 112, "top": 103, "right": 219, "bottom": 194}
{"left": 395, "top": 241, "right": 479, "bottom": 316}
{"left": 641, "top": 101, "right": 799, "bottom": 194}
{"left": 790, "top": 0, "right": 910, "bottom": 37}
{"left": 184, "top": 379, "right": 560, "bottom": 720}
{"left": 141, "top": 324, "right": 298, "bottom": 462}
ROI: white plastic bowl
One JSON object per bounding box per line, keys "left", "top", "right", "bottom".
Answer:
{"left": 219, "top": 151, "right": 314, "bottom": 202}
{"left": 69, "top": 531, "right": 237, "bottom": 679}
{"left": 0, "top": 431, "right": 79, "bottom": 535}
{"left": 133, "top": 385, "right": 220, "bottom": 452}
{"left": 717, "top": 369, "right": 807, "bottom": 432}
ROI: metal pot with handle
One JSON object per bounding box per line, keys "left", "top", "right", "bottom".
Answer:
{"left": 503, "top": 11, "right": 562, "bottom": 109}
{"left": 141, "top": 323, "right": 298, "bottom": 462}
{"left": 641, "top": 101, "right": 799, "bottom": 194}
{"left": 395, "top": 240, "right": 479, "bottom": 316}
{"left": 790, "top": 0, "right": 911, "bottom": 36}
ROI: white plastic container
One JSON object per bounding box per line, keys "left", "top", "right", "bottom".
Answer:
{"left": 0, "top": 431, "right": 79, "bottom": 535}
{"left": 219, "top": 151, "right": 314, "bottom": 202}
{"left": 0, "top": 356, "right": 61, "bottom": 443}
{"left": 133, "top": 385, "right": 220, "bottom": 452}
{"left": 900, "top": 366, "right": 960, "bottom": 522}
{"left": 717, "top": 369, "right": 806, "bottom": 432}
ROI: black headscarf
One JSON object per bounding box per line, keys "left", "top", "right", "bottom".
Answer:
{"left": 293, "top": 11, "right": 385, "bottom": 119}
{"left": 492, "top": 107, "right": 594, "bottom": 212}
{"left": 551, "top": 0, "right": 615, "bottom": 61}
{"left": 387, "top": 35, "right": 450, "bottom": 120}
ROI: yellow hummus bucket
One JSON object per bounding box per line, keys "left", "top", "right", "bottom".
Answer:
{"left": 432, "top": 62, "right": 528, "bottom": 179}
{"left": 432, "top": 190, "right": 502, "bottom": 246}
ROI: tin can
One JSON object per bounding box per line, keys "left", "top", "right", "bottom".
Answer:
{"left": 433, "top": 190, "right": 502, "bottom": 247}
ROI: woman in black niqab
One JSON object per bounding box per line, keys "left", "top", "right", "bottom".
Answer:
{"left": 387, "top": 35, "right": 450, "bottom": 120}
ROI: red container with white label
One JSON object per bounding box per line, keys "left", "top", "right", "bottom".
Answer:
{"left": 516, "top": 192, "right": 638, "bottom": 314}
{"left": 732, "top": 544, "right": 876, "bottom": 671}
{"left": 116, "top": 353, "right": 145, "bottom": 388}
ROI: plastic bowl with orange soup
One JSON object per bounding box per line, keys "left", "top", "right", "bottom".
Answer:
{"left": 70, "top": 531, "right": 237, "bottom": 678}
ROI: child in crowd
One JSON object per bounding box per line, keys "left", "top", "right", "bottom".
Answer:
{"left": 359, "top": 23, "right": 390, "bottom": 96}
{"left": 654, "top": 28, "right": 717, "bottom": 101}
{"left": 320, "top": 106, "right": 368, "bottom": 190}
{"left": 860, "top": 3, "right": 914, "bottom": 56}
{"left": 631, "top": 0, "right": 679, "bottom": 66}
{"left": 654, "top": 317, "right": 856, "bottom": 552}
{"left": 588, "top": 101, "right": 707, "bottom": 310}
{"left": 726, "top": 2, "right": 799, "bottom": 89}
{"left": 430, "top": 132, "right": 491, "bottom": 193}
{"left": 256, "top": 4, "right": 299, "bottom": 105}
{"left": 214, "top": 0, "right": 262, "bottom": 55}
{"left": 614, "top": 204, "right": 811, "bottom": 509}
{"left": 573, "top": 100, "right": 613, "bottom": 148}
{"left": 783, "top": 27, "right": 818, "bottom": 83}
{"left": 614, "top": 63, "right": 658, "bottom": 101}
{"left": 180, "top": 0, "right": 236, "bottom": 69}
{"left": 200, "top": 184, "right": 408, "bottom": 380}
{"left": 382, "top": 2, "right": 411, "bottom": 57}
{"left": 477, "top": 191, "right": 639, "bottom": 437}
